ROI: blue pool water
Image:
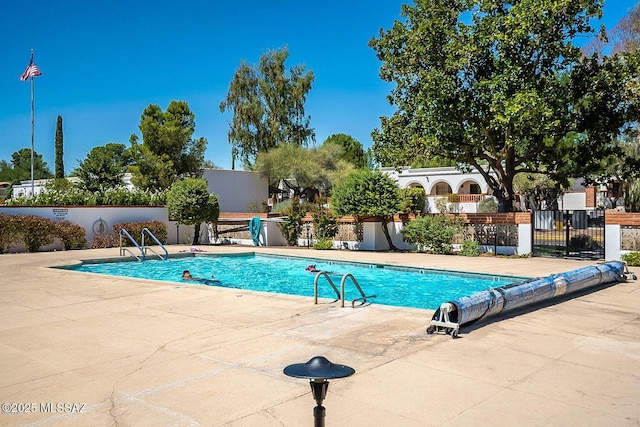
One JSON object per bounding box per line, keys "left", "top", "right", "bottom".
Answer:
{"left": 61, "top": 253, "right": 525, "bottom": 310}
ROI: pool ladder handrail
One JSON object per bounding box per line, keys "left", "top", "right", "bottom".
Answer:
{"left": 340, "top": 273, "right": 376, "bottom": 308}
{"left": 313, "top": 272, "right": 341, "bottom": 304}
{"left": 119, "top": 229, "right": 144, "bottom": 261}
{"left": 118, "top": 228, "right": 168, "bottom": 261}
{"left": 141, "top": 227, "right": 169, "bottom": 260}
{"left": 313, "top": 272, "right": 376, "bottom": 308}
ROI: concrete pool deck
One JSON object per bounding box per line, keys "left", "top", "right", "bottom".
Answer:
{"left": 0, "top": 246, "right": 638, "bottom": 426}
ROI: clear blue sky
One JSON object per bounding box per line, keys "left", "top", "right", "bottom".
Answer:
{"left": 0, "top": 0, "right": 635, "bottom": 173}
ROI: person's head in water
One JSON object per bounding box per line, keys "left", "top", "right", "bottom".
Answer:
{"left": 306, "top": 264, "right": 319, "bottom": 272}
{"left": 182, "top": 270, "right": 193, "bottom": 280}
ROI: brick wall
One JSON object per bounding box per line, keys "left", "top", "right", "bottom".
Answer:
{"left": 585, "top": 186, "right": 596, "bottom": 208}
{"left": 606, "top": 212, "right": 640, "bottom": 225}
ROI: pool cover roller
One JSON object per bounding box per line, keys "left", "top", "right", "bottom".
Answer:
{"left": 429, "top": 261, "right": 626, "bottom": 335}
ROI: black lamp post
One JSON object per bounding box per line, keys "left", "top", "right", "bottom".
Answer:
{"left": 283, "top": 356, "right": 355, "bottom": 427}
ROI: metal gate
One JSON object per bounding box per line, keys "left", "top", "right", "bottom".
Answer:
{"left": 532, "top": 209, "right": 605, "bottom": 259}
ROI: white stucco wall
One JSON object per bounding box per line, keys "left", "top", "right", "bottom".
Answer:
{"left": 0, "top": 206, "right": 194, "bottom": 246}
{"left": 605, "top": 224, "right": 621, "bottom": 261}
{"left": 202, "top": 169, "right": 268, "bottom": 213}
{"left": 382, "top": 167, "right": 491, "bottom": 195}
{"left": 558, "top": 192, "right": 587, "bottom": 211}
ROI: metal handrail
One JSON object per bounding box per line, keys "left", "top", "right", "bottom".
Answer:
{"left": 340, "top": 273, "right": 376, "bottom": 308}
{"left": 141, "top": 228, "right": 168, "bottom": 260}
{"left": 313, "top": 272, "right": 341, "bottom": 304}
{"left": 119, "top": 229, "right": 144, "bottom": 261}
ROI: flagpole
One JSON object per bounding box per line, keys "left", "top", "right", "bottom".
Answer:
{"left": 30, "top": 59, "right": 35, "bottom": 197}
{"left": 20, "top": 48, "right": 41, "bottom": 197}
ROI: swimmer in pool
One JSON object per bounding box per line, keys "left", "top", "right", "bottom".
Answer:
{"left": 306, "top": 264, "right": 320, "bottom": 273}
{"left": 182, "top": 270, "right": 218, "bottom": 284}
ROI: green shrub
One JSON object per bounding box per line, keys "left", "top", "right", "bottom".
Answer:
{"left": 402, "top": 215, "right": 464, "bottom": 254}
{"left": 279, "top": 197, "right": 309, "bottom": 246}
{"left": 435, "top": 197, "right": 448, "bottom": 213}
{"left": 0, "top": 214, "right": 20, "bottom": 253}
{"left": 399, "top": 188, "right": 426, "bottom": 214}
{"left": 622, "top": 251, "right": 640, "bottom": 266}
{"left": 112, "top": 221, "right": 168, "bottom": 245}
{"left": 313, "top": 238, "right": 333, "bottom": 250}
{"left": 312, "top": 201, "right": 338, "bottom": 240}
{"left": 459, "top": 239, "right": 480, "bottom": 256}
{"left": 10, "top": 214, "right": 57, "bottom": 252}
{"left": 478, "top": 197, "right": 499, "bottom": 213}
{"left": 90, "top": 233, "right": 120, "bottom": 249}
{"left": 271, "top": 199, "right": 292, "bottom": 214}
{"left": 5, "top": 185, "right": 167, "bottom": 206}
{"left": 55, "top": 220, "right": 87, "bottom": 250}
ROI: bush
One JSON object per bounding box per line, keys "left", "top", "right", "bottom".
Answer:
{"left": 478, "top": 197, "right": 499, "bottom": 213}
{"left": 399, "top": 188, "right": 426, "bottom": 214}
{"left": 313, "top": 238, "right": 333, "bottom": 250}
{"left": 112, "top": 221, "right": 168, "bottom": 245}
{"left": 402, "top": 215, "right": 464, "bottom": 254}
{"left": 279, "top": 197, "right": 309, "bottom": 246}
{"left": 0, "top": 214, "right": 87, "bottom": 252}
{"left": 622, "top": 251, "right": 640, "bottom": 266}
{"left": 90, "top": 233, "right": 120, "bottom": 249}
{"left": 459, "top": 239, "right": 480, "bottom": 256}
{"left": 5, "top": 185, "right": 167, "bottom": 206}
{"left": 0, "top": 214, "right": 20, "bottom": 253}
{"left": 434, "top": 197, "right": 448, "bottom": 213}
{"left": 271, "top": 199, "right": 292, "bottom": 214}
{"left": 312, "top": 201, "right": 338, "bottom": 240}
{"left": 4, "top": 214, "right": 56, "bottom": 252}
{"left": 55, "top": 220, "right": 87, "bottom": 249}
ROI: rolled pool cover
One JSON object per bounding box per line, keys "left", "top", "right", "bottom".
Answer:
{"left": 445, "top": 261, "right": 625, "bottom": 327}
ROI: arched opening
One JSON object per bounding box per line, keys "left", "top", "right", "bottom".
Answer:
{"left": 431, "top": 182, "right": 452, "bottom": 196}
{"left": 458, "top": 180, "right": 482, "bottom": 195}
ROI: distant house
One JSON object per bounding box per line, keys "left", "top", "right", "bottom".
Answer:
{"left": 382, "top": 166, "right": 493, "bottom": 213}
{"left": 382, "top": 166, "right": 599, "bottom": 213}
{"left": 11, "top": 178, "right": 80, "bottom": 199}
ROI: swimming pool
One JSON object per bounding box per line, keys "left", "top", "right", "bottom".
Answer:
{"left": 61, "top": 253, "right": 526, "bottom": 310}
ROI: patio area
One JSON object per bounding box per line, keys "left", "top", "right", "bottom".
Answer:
{"left": 0, "top": 246, "right": 638, "bottom": 426}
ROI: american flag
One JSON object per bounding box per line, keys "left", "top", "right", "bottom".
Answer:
{"left": 19, "top": 61, "right": 42, "bottom": 81}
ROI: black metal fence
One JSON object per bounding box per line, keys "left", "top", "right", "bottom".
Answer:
{"left": 532, "top": 209, "right": 605, "bottom": 259}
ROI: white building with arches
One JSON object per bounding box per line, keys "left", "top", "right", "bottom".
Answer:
{"left": 382, "top": 166, "right": 495, "bottom": 213}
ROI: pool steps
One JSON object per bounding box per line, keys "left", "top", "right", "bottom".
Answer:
{"left": 118, "top": 228, "right": 168, "bottom": 261}
{"left": 313, "top": 272, "right": 376, "bottom": 308}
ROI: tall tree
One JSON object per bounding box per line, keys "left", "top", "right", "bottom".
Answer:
{"left": 322, "top": 134, "right": 366, "bottom": 169}
{"left": 220, "top": 47, "right": 315, "bottom": 169}
{"left": 255, "top": 143, "right": 353, "bottom": 199}
{"left": 370, "top": 0, "right": 640, "bottom": 211}
{"left": 73, "top": 143, "right": 131, "bottom": 192}
{"left": 129, "top": 101, "right": 206, "bottom": 191}
{"left": 54, "top": 115, "right": 64, "bottom": 179}
{"left": 9, "top": 148, "right": 52, "bottom": 184}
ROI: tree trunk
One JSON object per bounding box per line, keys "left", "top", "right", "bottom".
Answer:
{"left": 381, "top": 219, "right": 398, "bottom": 251}
{"left": 192, "top": 223, "right": 201, "bottom": 245}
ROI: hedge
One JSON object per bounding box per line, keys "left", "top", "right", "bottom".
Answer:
{"left": 0, "top": 213, "right": 86, "bottom": 253}
{"left": 91, "top": 220, "right": 168, "bottom": 249}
